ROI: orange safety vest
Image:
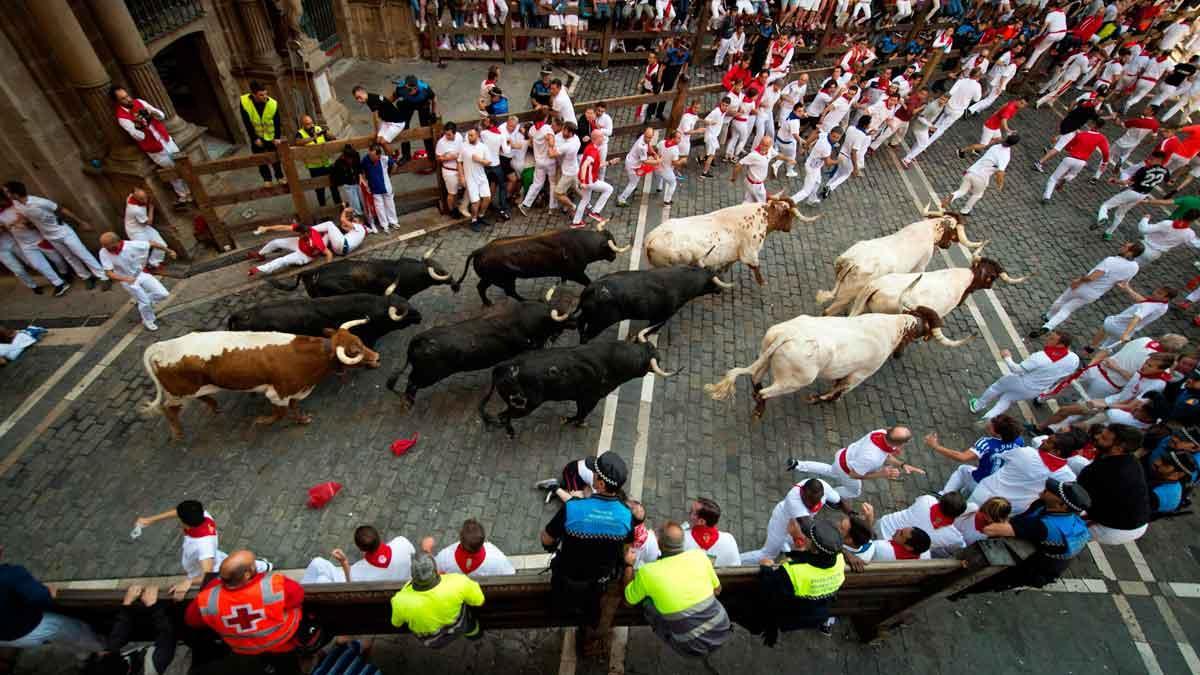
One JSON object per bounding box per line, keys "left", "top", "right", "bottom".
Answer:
{"left": 196, "top": 573, "right": 301, "bottom": 655}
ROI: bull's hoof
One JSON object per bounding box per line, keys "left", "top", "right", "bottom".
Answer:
{"left": 253, "top": 415, "right": 279, "bottom": 426}
{"left": 805, "top": 394, "right": 822, "bottom": 403}
{"left": 292, "top": 414, "right": 313, "bottom": 425}
{"left": 560, "top": 417, "right": 589, "bottom": 428}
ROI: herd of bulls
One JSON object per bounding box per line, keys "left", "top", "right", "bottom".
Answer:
{"left": 140, "top": 197, "right": 1030, "bottom": 439}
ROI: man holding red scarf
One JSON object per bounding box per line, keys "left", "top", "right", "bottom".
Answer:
{"left": 111, "top": 87, "right": 192, "bottom": 205}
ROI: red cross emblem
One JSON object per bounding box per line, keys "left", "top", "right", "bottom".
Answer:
{"left": 222, "top": 604, "right": 266, "bottom": 633}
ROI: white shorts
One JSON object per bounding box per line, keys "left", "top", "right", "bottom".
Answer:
{"left": 980, "top": 126, "right": 1002, "bottom": 145}
{"left": 549, "top": 13, "right": 563, "bottom": 26}
{"left": 564, "top": 13, "right": 579, "bottom": 26}
{"left": 556, "top": 173, "right": 580, "bottom": 195}
{"left": 1088, "top": 522, "right": 1148, "bottom": 545}
{"left": 442, "top": 167, "right": 461, "bottom": 195}
{"left": 705, "top": 132, "right": 721, "bottom": 156}
{"left": 1054, "top": 131, "right": 1077, "bottom": 151}
{"left": 378, "top": 121, "right": 406, "bottom": 143}
{"left": 467, "top": 172, "right": 491, "bottom": 202}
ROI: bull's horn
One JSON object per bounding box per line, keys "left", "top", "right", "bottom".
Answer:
{"left": 385, "top": 282, "right": 397, "bottom": 296}
{"left": 636, "top": 326, "right": 653, "bottom": 343}
{"left": 769, "top": 190, "right": 784, "bottom": 200}
{"left": 388, "top": 306, "right": 408, "bottom": 322}
{"left": 609, "top": 240, "right": 632, "bottom": 253}
{"left": 897, "top": 274, "right": 924, "bottom": 312}
{"left": 923, "top": 200, "right": 945, "bottom": 217}
{"left": 956, "top": 224, "right": 984, "bottom": 248}
{"left": 339, "top": 318, "right": 370, "bottom": 331}
{"left": 791, "top": 208, "right": 819, "bottom": 222}
{"left": 931, "top": 327, "right": 973, "bottom": 347}
{"left": 544, "top": 287, "right": 556, "bottom": 302}
{"left": 1000, "top": 271, "right": 1031, "bottom": 284}
{"left": 711, "top": 275, "right": 734, "bottom": 289}
{"left": 551, "top": 309, "right": 570, "bottom": 322}
{"left": 336, "top": 345, "right": 364, "bottom": 365}
{"left": 595, "top": 220, "right": 606, "bottom": 232}
{"left": 701, "top": 245, "right": 718, "bottom": 263}
{"left": 427, "top": 267, "right": 451, "bottom": 281}
{"left": 422, "top": 242, "right": 442, "bottom": 260}
{"left": 649, "top": 357, "right": 676, "bottom": 377}
{"left": 971, "top": 241, "right": 986, "bottom": 262}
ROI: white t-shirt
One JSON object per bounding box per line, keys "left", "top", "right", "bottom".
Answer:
{"left": 840, "top": 127, "right": 870, "bottom": 160}
{"left": 777, "top": 116, "right": 801, "bottom": 143}
{"left": 876, "top": 495, "right": 966, "bottom": 554}
{"left": 625, "top": 136, "right": 651, "bottom": 170}
{"left": 1105, "top": 370, "right": 1168, "bottom": 405}
{"left": 1161, "top": 22, "right": 1191, "bottom": 51}
{"left": 435, "top": 133, "right": 464, "bottom": 170}
{"left": 352, "top": 536, "right": 417, "bottom": 582}
{"left": 124, "top": 200, "right": 153, "bottom": 234}
{"left": 0, "top": 207, "right": 42, "bottom": 248}
{"left": 681, "top": 525, "right": 742, "bottom": 566}
{"left": 556, "top": 132, "right": 582, "bottom": 176}
{"left": 953, "top": 505, "right": 989, "bottom": 547}
{"left": 480, "top": 128, "right": 509, "bottom": 166}
{"left": 805, "top": 136, "right": 833, "bottom": 170}
{"left": 13, "top": 196, "right": 67, "bottom": 239}
{"left": 435, "top": 541, "right": 516, "bottom": 577}
{"left": 969, "top": 446, "right": 1076, "bottom": 515}
{"left": 1077, "top": 255, "right": 1139, "bottom": 299}
{"left": 840, "top": 429, "right": 899, "bottom": 476}
{"left": 866, "top": 539, "right": 932, "bottom": 561}
{"left": 552, "top": 90, "right": 577, "bottom": 125}
{"left": 656, "top": 141, "right": 680, "bottom": 176}
{"left": 1139, "top": 219, "right": 1200, "bottom": 253}
{"left": 529, "top": 122, "right": 555, "bottom": 165}
{"left": 739, "top": 149, "right": 770, "bottom": 182}
{"left": 633, "top": 528, "right": 661, "bottom": 568}
{"left": 967, "top": 143, "right": 1011, "bottom": 180}
{"left": 507, "top": 126, "right": 528, "bottom": 170}
{"left": 1043, "top": 9, "right": 1067, "bottom": 34}
{"left": 820, "top": 96, "right": 851, "bottom": 128}
{"left": 596, "top": 112, "right": 614, "bottom": 145}
{"left": 99, "top": 240, "right": 152, "bottom": 278}
{"left": 805, "top": 91, "right": 833, "bottom": 118}
{"left": 782, "top": 478, "right": 843, "bottom": 519}
{"left": 780, "top": 81, "right": 806, "bottom": 106}
{"left": 1107, "top": 300, "right": 1169, "bottom": 335}
{"left": 180, "top": 511, "right": 225, "bottom": 579}
{"left": 704, "top": 106, "right": 727, "bottom": 140}
{"left": 1003, "top": 348, "right": 1080, "bottom": 392}
{"left": 459, "top": 140, "right": 493, "bottom": 182}
{"left": 988, "top": 63, "right": 1018, "bottom": 88}
{"left": 757, "top": 88, "right": 781, "bottom": 118}
{"left": 945, "top": 78, "right": 982, "bottom": 114}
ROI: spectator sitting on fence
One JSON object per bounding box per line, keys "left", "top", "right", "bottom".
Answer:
{"left": 433, "top": 519, "right": 517, "bottom": 577}
{"left": 302, "top": 525, "right": 417, "bottom": 583}
{"left": 85, "top": 584, "right": 176, "bottom": 675}
{"left": 247, "top": 220, "right": 333, "bottom": 277}
{"left": 389, "top": 547, "right": 486, "bottom": 648}
{"left": 0, "top": 325, "right": 48, "bottom": 366}
{"left": 351, "top": 85, "right": 407, "bottom": 160}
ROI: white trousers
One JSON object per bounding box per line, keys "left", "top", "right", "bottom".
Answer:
{"left": 943, "top": 465, "right": 979, "bottom": 495}
{"left": 714, "top": 37, "right": 734, "bottom": 66}
{"left": 125, "top": 224, "right": 168, "bottom": 267}
{"left": 1150, "top": 83, "right": 1181, "bottom": 107}
{"left": 974, "top": 373, "right": 1042, "bottom": 418}
{"left": 870, "top": 119, "right": 908, "bottom": 149}
{"left": 0, "top": 243, "right": 37, "bottom": 288}
{"left": 1124, "top": 79, "right": 1158, "bottom": 111}
{"left": 903, "top": 110, "right": 963, "bottom": 162}
{"left": 523, "top": 161, "right": 557, "bottom": 207}
{"left": 619, "top": 166, "right": 644, "bottom": 202}
{"left": 575, "top": 180, "right": 614, "bottom": 222}
{"left": 827, "top": 156, "right": 855, "bottom": 191}
{"left": 1044, "top": 287, "right": 1100, "bottom": 330}
{"left": 726, "top": 119, "right": 751, "bottom": 157}
{"left": 969, "top": 87, "right": 1004, "bottom": 114}
{"left": 1098, "top": 189, "right": 1148, "bottom": 234}
{"left": 789, "top": 458, "right": 863, "bottom": 499}
{"left": 1164, "top": 95, "right": 1200, "bottom": 123}
{"left": 372, "top": 192, "right": 398, "bottom": 229}
{"left": 1026, "top": 33, "right": 1065, "bottom": 71}
{"left": 301, "top": 556, "right": 348, "bottom": 584}
{"left": 791, "top": 165, "right": 823, "bottom": 203}
{"left": 0, "top": 611, "right": 104, "bottom": 656}
{"left": 147, "top": 145, "right": 192, "bottom": 199}
{"left": 1088, "top": 522, "right": 1148, "bottom": 545}
{"left": 17, "top": 244, "right": 66, "bottom": 287}
{"left": 743, "top": 179, "right": 766, "bottom": 203}
{"left": 1044, "top": 156, "right": 1086, "bottom": 200}
{"left": 258, "top": 238, "right": 315, "bottom": 275}
{"left": 751, "top": 114, "right": 775, "bottom": 151}
{"left": 950, "top": 172, "right": 989, "bottom": 214}
{"left": 655, "top": 170, "right": 678, "bottom": 203}
{"left": 123, "top": 271, "right": 169, "bottom": 328}
{"left": 46, "top": 230, "right": 104, "bottom": 279}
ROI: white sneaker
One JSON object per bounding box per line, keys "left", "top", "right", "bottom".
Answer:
{"left": 144, "top": 322, "right": 159, "bottom": 332}
{"left": 786, "top": 169, "right": 799, "bottom": 178}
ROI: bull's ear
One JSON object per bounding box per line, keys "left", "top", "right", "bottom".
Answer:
{"left": 322, "top": 328, "right": 336, "bottom": 337}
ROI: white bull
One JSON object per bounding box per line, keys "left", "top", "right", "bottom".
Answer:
{"left": 705, "top": 306, "right": 970, "bottom": 417}
{"left": 847, "top": 252, "right": 1030, "bottom": 317}
{"left": 816, "top": 207, "right": 985, "bottom": 316}
{"left": 644, "top": 196, "right": 816, "bottom": 285}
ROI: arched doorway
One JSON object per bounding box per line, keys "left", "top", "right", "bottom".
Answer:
{"left": 153, "top": 32, "right": 235, "bottom": 142}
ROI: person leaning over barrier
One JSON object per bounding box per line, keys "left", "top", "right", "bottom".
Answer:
{"left": 623, "top": 521, "right": 733, "bottom": 658}
{"left": 389, "top": 547, "right": 485, "bottom": 648}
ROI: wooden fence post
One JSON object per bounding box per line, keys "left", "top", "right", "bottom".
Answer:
{"left": 173, "top": 155, "right": 235, "bottom": 252}
{"left": 276, "top": 141, "right": 312, "bottom": 225}
{"left": 601, "top": 18, "right": 614, "bottom": 70}
{"left": 667, "top": 75, "right": 690, "bottom": 134}
{"left": 917, "top": 47, "right": 944, "bottom": 90}
{"left": 815, "top": 11, "right": 838, "bottom": 59}
{"left": 690, "top": 0, "right": 710, "bottom": 60}
{"left": 503, "top": 5, "right": 514, "bottom": 64}
{"left": 429, "top": 122, "right": 449, "bottom": 215}
{"left": 430, "top": 22, "right": 442, "bottom": 65}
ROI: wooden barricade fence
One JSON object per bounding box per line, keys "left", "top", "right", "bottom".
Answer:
{"left": 49, "top": 540, "right": 1029, "bottom": 646}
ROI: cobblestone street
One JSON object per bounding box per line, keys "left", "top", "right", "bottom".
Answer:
{"left": 5, "top": 63, "right": 1200, "bottom": 673}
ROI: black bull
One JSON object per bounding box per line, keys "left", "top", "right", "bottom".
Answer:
{"left": 267, "top": 256, "right": 458, "bottom": 299}
{"left": 226, "top": 294, "right": 421, "bottom": 348}
{"left": 456, "top": 228, "right": 632, "bottom": 305}
{"left": 478, "top": 329, "right": 676, "bottom": 437}
{"left": 574, "top": 266, "right": 734, "bottom": 343}
{"left": 384, "top": 293, "right": 572, "bottom": 409}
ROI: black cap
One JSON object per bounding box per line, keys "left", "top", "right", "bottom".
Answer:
{"left": 1046, "top": 478, "right": 1091, "bottom": 513}
{"left": 804, "top": 519, "right": 842, "bottom": 556}
{"left": 404, "top": 75, "right": 418, "bottom": 87}
{"left": 588, "top": 453, "right": 628, "bottom": 488}
{"left": 491, "top": 86, "right": 503, "bottom": 96}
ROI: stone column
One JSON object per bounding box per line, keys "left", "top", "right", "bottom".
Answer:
{"left": 25, "top": 0, "right": 135, "bottom": 162}
{"left": 86, "top": 0, "right": 201, "bottom": 146}
{"left": 237, "top": 0, "right": 284, "bottom": 68}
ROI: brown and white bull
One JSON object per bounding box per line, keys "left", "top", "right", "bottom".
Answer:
{"left": 644, "top": 195, "right": 815, "bottom": 285}
{"left": 705, "top": 306, "right": 970, "bottom": 417}
{"left": 847, "top": 252, "right": 1031, "bottom": 317}
{"left": 140, "top": 320, "right": 380, "bottom": 439}
{"left": 816, "top": 206, "right": 985, "bottom": 316}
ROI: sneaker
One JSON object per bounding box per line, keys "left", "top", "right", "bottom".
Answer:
{"left": 517, "top": 203, "right": 529, "bottom": 216}
{"left": 818, "top": 186, "right": 830, "bottom": 200}
{"left": 1091, "top": 216, "right": 1106, "bottom": 230}
{"left": 663, "top": 200, "right": 672, "bottom": 205}
{"left": 1041, "top": 197, "right": 1051, "bottom": 204}
{"left": 784, "top": 457, "right": 800, "bottom": 472}
{"left": 143, "top": 322, "right": 158, "bottom": 332}
{"left": 1033, "top": 162, "right": 1045, "bottom": 173}
{"left": 957, "top": 148, "right": 966, "bottom": 159}
{"left": 1041, "top": 313, "right": 1049, "bottom": 322}
{"left": 820, "top": 617, "right": 836, "bottom": 637}
{"left": 616, "top": 199, "right": 629, "bottom": 207}
{"left": 499, "top": 210, "right": 512, "bottom": 221}
{"left": 570, "top": 221, "right": 586, "bottom": 228}
{"left": 1028, "top": 326, "right": 1049, "bottom": 338}
{"left": 470, "top": 219, "right": 483, "bottom": 232}
{"left": 101, "top": 279, "right": 112, "bottom": 291}
{"left": 535, "top": 478, "right": 560, "bottom": 491}
{"left": 86, "top": 277, "right": 96, "bottom": 290}
{"left": 1102, "top": 232, "right": 1113, "bottom": 241}
{"left": 31, "top": 286, "right": 43, "bottom": 295}
{"left": 1088, "top": 176, "right": 1099, "bottom": 184}
{"left": 458, "top": 202, "right": 472, "bottom": 218}
{"left": 968, "top": 397, "right": 980, "bottom": 414}
{"left": 786, "top": 168, "right": 799, "bottom": 178}
{"left": 477, "top": 218, "right": 491, "bottom": 229}
{"left": 700, "top": 172, "right": 713, "bottom": 178}
{"left": 53, "top": 283, "right": 71, "bottom": 297}
{"left": 1177, "top": 301, "right": 1193, "bottom": 310}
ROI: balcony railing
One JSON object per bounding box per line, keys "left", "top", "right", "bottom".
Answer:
{"left": 301, "top": 0, "right": 340, "bottom": 51}
{"left": 126, "top": 0, "right": 205, "bottom": 43}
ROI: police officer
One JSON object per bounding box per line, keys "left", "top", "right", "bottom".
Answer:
{"left": 540, "top": 452, "right": 633, "bottom": 657}
{"left": 966, "top": 479, "right": 1092, "bottom": 594}
{"left": 740, "top": 518, "right": 846, "bottom": 645}
{"left": 394, "top": 75, "right": 438, "bottom": 168}
{"left": 240, "top": 81, "right": 284, "bottom": 186}
{"left": 295, "top": 115, "right": 340, "bottom": 208}
{"left": 623, "top": 521, "right": 732, "bottom": 658}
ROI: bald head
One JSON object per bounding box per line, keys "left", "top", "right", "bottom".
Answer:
{"left": 887, "top": 426, "right": 913, "bottom": 445}
{"left": 658, "top": 521, "right": 685, "bottom": 557}
{"left": 219, "top": 549, "right": 258, "bottom": 588}
{"left": 99, "top": 232, "right": 121, "bottom": 252}
{"left": 301, "top": 115, "right": 314, "bottom": 128}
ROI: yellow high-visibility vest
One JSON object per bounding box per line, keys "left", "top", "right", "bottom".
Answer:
{"left": 240, "top": 93, "right": 278, "bottom": 142}
{"left": 298, "top": 126, "right": 331, "bottom": 169}
{"left": 782, "top": 554, "right": 845, "bottom": 600}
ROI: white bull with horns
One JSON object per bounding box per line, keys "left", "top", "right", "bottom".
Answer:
{"left": 705, "top": 307, "right": 971, "bottom": 417}
{"left": 847, "top": 246, "right": 1032, "bottom": 317}
{"left": 644, "top": 194, "right": 816, "bottom": 285}
{"left": 816, "top": 205, "right": 986, "bottom": 316}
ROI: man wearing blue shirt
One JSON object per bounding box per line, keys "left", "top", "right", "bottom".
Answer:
{"left": 925, "top": 414, "right": 1025, "bottom": 495}
{"left": 648, "top": 38, "right": 691, "bottom": 121}
{"left": 394, "top": 75, "right": 438, "bottom": 167}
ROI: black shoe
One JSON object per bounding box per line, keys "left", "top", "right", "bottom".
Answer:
{"left": 53, "top": 283, "right": 71, "bottom": 297}
{"left": 499, "top": 210, "right": 512, "bottom": 221}
{"left": 477, "top": 218, "right": 492, "bottom": 228}
{"left": 470, "top": 219, "right": 483, "bottom": 232}
{"left": 818, "top": 186, "right": 830, "bottom": 200}
{"left": 86, "top": 277, "right": 96, "bottom": 290}
{"left": 1028, "top": 327, "right": 1049, "bottom": 338}
{"left": 784, "top": 457, "right": 800, "bottom": 472}
{"left": 101, "top": 279, "right": 112, "bottom": 291}
{"left": 32, "top": 286, "right": 44, "bottom": 295}
{"left": 957, "top": 148, "right": 966, "bottom": 159}
{"left": 700, "top": 172, "right": 713, "bottom": 178}
{"left": 819, "top": 617, "right": 836, "bottom": 637}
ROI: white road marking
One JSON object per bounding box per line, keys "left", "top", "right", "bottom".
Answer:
{"left": 1113, "top": 594, "right": 1167, "bottom": 675}
{"left": 1043, "top": 577, "right": 1110, "bottom": 593}
{"left": 1165, "top": 583, "right": 1200, "bottom": 598}
{"left": 1154, "top": 595, "right": 1200, "bottom": 675}
{"left": 1125, "top": 542, "right": 1156, "bottom": 582}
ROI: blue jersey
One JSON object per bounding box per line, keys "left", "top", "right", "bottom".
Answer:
{"left": 971, "top": 436, "right": 1025, "bottom": 483}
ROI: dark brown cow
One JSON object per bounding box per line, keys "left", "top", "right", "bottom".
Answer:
{"left": 140, "top": 320, "right": 380, "bottom": 439}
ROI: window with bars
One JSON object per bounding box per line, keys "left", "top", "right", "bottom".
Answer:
{"left": 300, "top": 0, "right": 340, "bottom": 51}
{"left": 125, "top": 0, "right": 206, "bottom": 43}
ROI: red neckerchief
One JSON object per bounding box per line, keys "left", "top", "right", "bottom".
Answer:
{"left": 184, "top": 517, "right": 217, "bottom": 539}
{"left": 1157, "top": 54, "right": 1169, "bottom": 62}
{"left": 665, "top": 138, "right": 679, "bottom": 148}
{"left": 365, "top": 543, "right": 393, "bottom": 568}
{"left": 1173, "top": 220, "right": 1191, "bottom": 229}
{"left": 690, "top": 525, "right": 719, "bottom": 550}
{"left": 645, "top": 62, "right": 660, "bottom": 79}
{"left": 483, "top": 79, "right": 496, "bottom": 89}
{"left": 126, "top": 196, "right": 142, "bottom": 207}
{"left": 1148, "top": 340, "right": 1163, "bottom": 352}
{"left": 112, "top": 241, "right": 124, "bottom": 255}
{"left": 1139, "top": 369, "right": 1172, "bottom": 382}
{"left": 453, "top": 544, "right": 487, "bottom": 572}
{"left": 973, "top": 511, "right": 990, "bottom": 532}
{"left": 685, "top": 106, "right": 696, "bottom": 115}
{"left": 487, "top": 125, "right": 501, "bottom": 134}
{"left": 1039, "top": 450, "right": 1068, "bottom": 471}
{"left": 533, "top": 120, "right": 545, "bottom": 130}
{"left": 632, "top": 522, "right": 649, "bottom": 549}
{"left": 869, "top": 431, "right": 901, "bottom": 455}
{"left": 1044, "top": 346, "right": 1070, "bottom": 362}
{"left": 890, "top": 541, "right": 919, "bottom": 559}
{"left": 929, "top": 504, "right": 954, "bottom": 528}
{"left": 1080, "top": 443, "right": 1098, "bottom": 461}
{"left": 756, "top": 146, "right": 768, "bottom": 155}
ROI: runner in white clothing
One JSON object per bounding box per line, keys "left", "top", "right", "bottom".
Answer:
{"left": 732, "top": 136, "right": 773, "bottom": 203}
{"left": 1085, "top": 284, "right": 1175, "bottom": 352}
{"left": 655, "top": 130, "right": 687, "bottom": 205}
{"left": 739, "top": 478, "right": 849, "bottom": 564}
{"left": 1031, "top": 243, "right": 1142, "bottom": 335}
{"left": 700, "top": 98, "right": 731, "bottom": 178}
{"left": 876, "top": 493, "right": 968, "bottom": 556}
{"left": 123, "top": 188, "right": 171, "bottom": 268}
{"left": 770, "top": 102, "right": 805, "bottom": 178}
{"left": 4, "top": 183, "right": 105, "bottom": 286}
{"left": 617, "top": 127, "right": 660, "bottom": 205}
{"left": 902, "top": 72, "right": 981, "bottom": 165}
{"left": 682, "top": 497, "right": 742, "bottom": 567}
{"left": 943, "top": 134, "right": 1016, "bottom": 215}
{"left": 1134, "top": 212, "right": 1200, "bottom": 265}
{"left": 1024, "top": 7, "right": 1069, "bottom": 72}
{"left": 1123, "top": 53, "right": 1174, "bottom": 113}
{"left": 776, "top": 76, "right": 808, "bottom": 129}
{"left": 825, "top": 116, "right": 871, "bottom": 195}
{"left": 98, "top": 232, "right": 175, "bottom": 331}
{"left": 968, "top": 435, "right": 1080, "bottom": 515}
{"left": 433, "top": 520, "right": 516, "bottom": 577}
{"left": 518, "top": 113, "right": 557, "bottom": 213}
{"left": 968, "top": 332, "right": 1082, "bottom": 419}
{"left": 786, "top": 426, "right": 924, "bottom": 500}
{"left": 0, "top": 204, "right": 70, "bottom": 295}
{"left": 968, "top": 58, "right": 1023, "bottom": 114}
{"left": 791, "top": 127, "right": 841, "bottom": 204}
{"left": 302, "top": 527, "right": 417, "bottom": 583}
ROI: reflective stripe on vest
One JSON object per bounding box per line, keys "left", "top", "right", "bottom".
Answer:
{"left": 298, "top": 126, "right": 332, "bottom": 168}
{"left": 782, "top": 554, "right": 845, "bottom": 600}
{"left": 241, "top": 94, "right": 278, "bottom": 141}
{"left": 196, "top": 573, "right": 301, "bottom": 655}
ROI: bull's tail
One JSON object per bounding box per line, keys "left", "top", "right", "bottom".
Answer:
{"left": 138, "top": 345, "right": 166, "bottom": 415}
{"left": 455, "top": 251, "right": 479, "bottom": 288}
{"left": 478, "top": 379, "right": 501, "bottom": 426}
{"left": 266, "top": 275, "right": 301, "bottom": 292}
{"left": 815, "top": 259, "right": 855, "bottom": 305}
{"left": 704, "top": 335, "right": 792, "bottom": 402}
